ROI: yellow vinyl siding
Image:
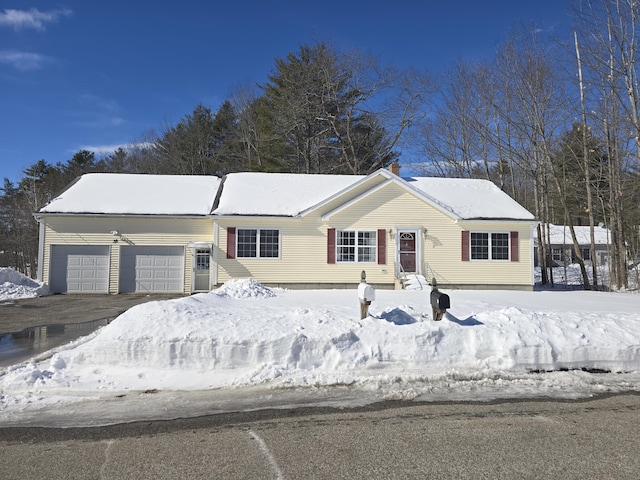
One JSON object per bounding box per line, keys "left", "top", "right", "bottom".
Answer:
{"left": 450, "top": 222, "right": 533, "bottom": 287}
{"left": 39, "top": 176, "right": 534, "bottom": 292}
{"left": 217, "top": 182, "right": 534, "bottom": 289}
{"left": 41, "top": 216, "right": 213, "bottom": 294}
{"left": 218, "top": 219, "right": 334, "bottom": 285}
{"left": 109, "top": 243, "right": 120, "bottom": 293}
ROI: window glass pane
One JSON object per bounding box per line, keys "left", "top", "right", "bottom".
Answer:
{"left": 337, "top": 230, "right": 376, "bottom": 262}
{"left": 358, "top": 247, "right": 375, "bottom": 262}
{"left": 470, "top": 232, "right": 489, "bottom": 260}
{"left": 196, "top": 249, "right": 210, "bottom": 270}
{"left": 259, "top": 229, "right": 279, "bottom": 258}
{"left": 337, "top": 231, "right": 355, "bottom": 262}
{"left": 358, "top": 231, "right": 376, "bottom": 245}
{"left": 491, "top": 233, "right": 509, "bottom": 260}
{"left": 237, "top": 229, "right": 257, "bottom": 257}
{"left": 358, "top": 231, "right": 376, "bottom": 262}
{"left": 338, "top": 231, "right": 355, "bottom": 245}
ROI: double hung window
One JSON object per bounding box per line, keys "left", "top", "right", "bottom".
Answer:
{"left": 337, "top": 230, "right": 376, "bottom": 263}
{"left": 470, "top": 232, "right": 510, "bottom": 261}
{"left": 237, "top": 228, "right": 279, "bottom": 258}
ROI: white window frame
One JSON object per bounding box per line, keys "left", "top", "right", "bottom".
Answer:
{"left": 336, "top": 229, "right": 377, "bottom": 263}
{"left": 236, "top": 228, "right": 281, "bottom": 259}
{"left": 470, "top": 231, "right": 510, "bottom": 261}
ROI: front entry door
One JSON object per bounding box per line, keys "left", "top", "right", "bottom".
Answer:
{"left": 193, "top": 248, "right": 211, "bottom": 292}
{"left": 399, "top": 231, "right": 417, "bottom": 273}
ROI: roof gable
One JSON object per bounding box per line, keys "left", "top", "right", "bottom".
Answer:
{"left": 315, "top": 170, "right": 535, "bottom": 222}
{"left": 39, "top": 173, "right": 221, "bottom": 216}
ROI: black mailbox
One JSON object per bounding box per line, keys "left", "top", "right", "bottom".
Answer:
{"left": 430, "top": 290, "right": 450, "bottom": 310}
{"left": 430, "top": 281, "right": 450, "bottom": 321}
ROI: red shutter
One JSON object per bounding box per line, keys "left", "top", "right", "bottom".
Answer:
{"left": 327, "top": 228, "right": 336, "bottom": 264}
{"left": 377, "top": 229, "right": 386, "bottom": 265}
{"left": 510, "top": 231, "right": 519, "bottom": 262}
{"left": 461, "top": 230, "right": 470, "bottom": 261}
{"left": 227, "top": 227, "right": 236, "bottom": 259}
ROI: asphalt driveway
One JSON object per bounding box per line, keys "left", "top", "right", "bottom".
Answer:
{"left": 0, "top": 294, "right": 184, "bottom": 334}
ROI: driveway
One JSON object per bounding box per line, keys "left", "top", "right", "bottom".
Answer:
{"left": 0, "top": 294, "right": 184, "bottom": 334}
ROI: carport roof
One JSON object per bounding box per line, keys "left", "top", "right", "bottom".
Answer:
{"left": 39, "top": 173, "right": 221, "bottom": 215}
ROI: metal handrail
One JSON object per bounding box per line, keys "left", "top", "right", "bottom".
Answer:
{"left": 394, "top": 260, "right": 408, "bottom": 287}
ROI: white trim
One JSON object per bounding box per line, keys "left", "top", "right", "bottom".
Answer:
{"left": 187, "top": 241, "right": 213, "bottom": 248}
{"left": 319, "top": 172, "right": 465, "bottom": 222}
{"left": 469, "top": 231, "right": 511, "bottom": 261}
{"left": 190, "top": 244, "right": 213, "bottom": 293}
{"left": 236, "top": 227, "right": 281, "bottom": 260}
{"left": 37, "top": 218, "right": 45, "bottom": 282}
{"left": 530, "top": 223, "right": 537, "bottom": 285}
{"left": 395, "top": 227, "right": 422, "bottom": 274}
{"left": 335, "top": 229, "right": 378, "bottom": 264}
{"left": 300, "top": 169, "right": 394, "bottom": 217}
{"left": 36, "top": 213, "right": 211, "bottom": 219}
{"left": 213, "top": 219, "right": 219, "bottom": 286}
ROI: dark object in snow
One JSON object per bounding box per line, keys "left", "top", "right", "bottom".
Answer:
{"left": 430, "top": 278, "right": 450, "bottom": 321}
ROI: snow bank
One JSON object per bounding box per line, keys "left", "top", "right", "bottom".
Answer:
{"left": 0, "top": 267, "right": 49, "bottom": 300}
{"left": 1, "top": 280, "right": 639, "bottom": 426}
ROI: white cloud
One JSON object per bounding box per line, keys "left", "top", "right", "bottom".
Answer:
{"left": 0, "top": 8, "right": 72, "bottom": 31}
{"left": 0, "top": 50, "right": 48, "bottom": 71}
{"left": 76, "top": 142, "right": 155, "bottom": 154}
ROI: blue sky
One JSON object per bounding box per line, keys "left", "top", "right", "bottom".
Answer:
{"left": 0, "top": 1, "right": 572, "bottom": 184}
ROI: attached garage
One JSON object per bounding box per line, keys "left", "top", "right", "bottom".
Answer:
{"left": 119, "top": 246, "right": 184, "bottom": 293}
{"left": 50, "top": 245, "right": 110, "bottom": 293}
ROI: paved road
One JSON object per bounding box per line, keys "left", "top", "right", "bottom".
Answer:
{"left": 1, "top": 394, "right": 639, "bottom": 479}
{"left": 0, "top": 294, "right": 183, "bottom": 334}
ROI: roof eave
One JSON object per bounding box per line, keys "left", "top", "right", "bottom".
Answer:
{"left": 457, "top": 217, "right": 538, "bottom": 223}
{"left": 35, "top": 212, "right": 212, "bottom": 219}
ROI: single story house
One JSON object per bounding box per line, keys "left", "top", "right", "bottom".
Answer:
{"left": 34, "top": 167, "right": 537, "bottom": 294}
{"left": 534, "top": 224, "right": 612, "bottom": 267}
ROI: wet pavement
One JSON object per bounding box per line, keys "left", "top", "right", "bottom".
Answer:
{"left": 0, "top": 293, "right": 184, "bottom": 335}
{"left": 1, "top": 394, "right": 640, "bottom": 479}
{"left": 0, "top": 294, "right": 184, "bottom": 366}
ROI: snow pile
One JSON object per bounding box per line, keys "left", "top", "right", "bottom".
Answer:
{"left": 0, "top": 267, "right": 49, "bottom": 300}
{"left": 1, "top": 281, "right": 639, "bottom": 426}
{"left": 213, "top": 278, "right": 281, "bottom": 299}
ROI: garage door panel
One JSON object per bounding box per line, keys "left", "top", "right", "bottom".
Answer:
{"left": 50, "top": 246, "right": 110, "bottom": 294}
{"left": 120, "top": 246, "right": 184, "bottom": 293}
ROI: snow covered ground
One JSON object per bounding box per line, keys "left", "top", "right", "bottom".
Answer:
{"left": 0, "top": 268, "right": 639, "bottom": 427}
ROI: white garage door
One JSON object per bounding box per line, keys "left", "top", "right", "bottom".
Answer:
{"left": 50, "top": 245, "right": 110, "bottom": 293}
{"left": 119, "top": 246, "right": 184, "bottom": 293}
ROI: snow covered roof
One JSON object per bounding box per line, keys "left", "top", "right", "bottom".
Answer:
{"left": 213, "top": 172, "right": 365, "bottom": 216}
{"left": 214, "top": 171, "right": 535, "bottom": 220}
{"left": 541, "top": 224, "right": 612, "bottom": 246}
{"left": 37, "top": 170, "right": 535, "bottom": 221}
{"left": 403, "top": 177, "right": 535, "bottom": 221}
{"left": 39, "top": 174, "right": 221, "bottom": 216}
